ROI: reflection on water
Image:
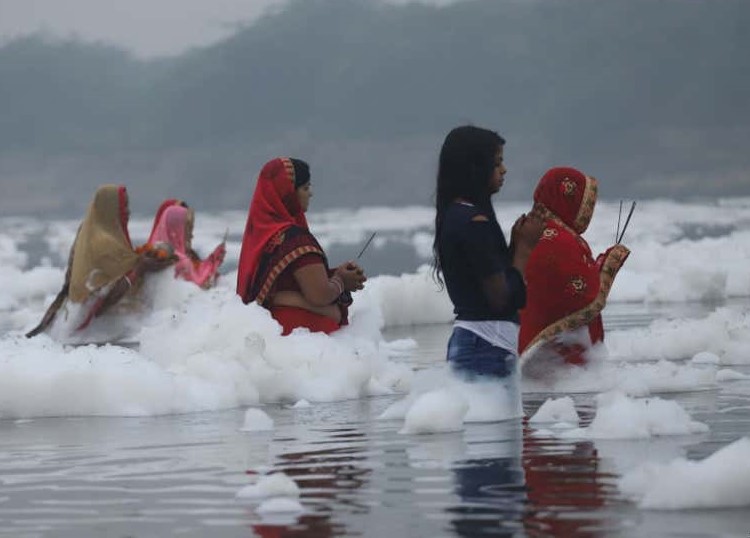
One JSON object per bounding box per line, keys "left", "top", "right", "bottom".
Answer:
{"left": 522, "top": 434, "right": 617, "bottom": 537}
{"left": 445, "top": 421, "right": 526, "bottom": 537}
{"left": 1, "top": 315, "right": 750, "bottom": 536}
{"left": 240, "top": 417, "right": 634, "bottom": 537}
{"left": 253, "top": 435, "right": 373, "bottom": 537}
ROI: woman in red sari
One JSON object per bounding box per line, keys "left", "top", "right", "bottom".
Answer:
{"left": 519, "top": 167, "right": 630, "bottom": 376}
{"left": 236, "top": 157, "right": 366, "bottom": 335}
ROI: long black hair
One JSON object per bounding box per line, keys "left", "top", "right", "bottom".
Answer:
{"left": 432, "top": 125, "right": 505, "bottom": 285}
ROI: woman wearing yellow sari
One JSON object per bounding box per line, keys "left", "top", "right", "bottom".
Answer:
{"left": 26, "top": 184, "right": 174, "bottom": 338}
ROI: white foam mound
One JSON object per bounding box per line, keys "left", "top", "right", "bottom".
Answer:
{"left": 523, "top": 359, "right": 718, "bottom": 396}
{"left": 588, "top": 199, "right": 750, "bottom": 303}
{"left": 0, "top": 233, "right": 28, "bottom": 269}
{"left": 5, "top": 197, "right": 750, "bottom": 332}
{"left": 353, "top": 265, "right": 453, "bottom": 328}
{"left": 619, "top": 437, "right": 750, "bottom": 509}
{"left": 0, "top": 265, "right": 63, "bottom": 313}
{"left": 399, "top": 388, "right": 468, "bottom": 435}
{"left": 4, "top": 198, "right": 750, "bottom": 418}
{"left": 607, "top": 307, "right": 750, "bottom": 365}
{"left": 381, "top": 368, "right": 523, "bottom": 431}
{"left": 529, "top": 397, "right": 580, "bottom": 425}
{"left": 560, "top": 392, "right": 709, "bottom": 440}
{"left": 0, "top": 273, "right": 413, "bottom": 418}
{"left": 716, "top": 369, "right": 749, "bottom": 382}
{"left": 240, "top": 408, "right": 274, "bottom": 432}
{"left": 236, "top": 472, "right": 300, "bottom": 499}
{"left": 690, "top": 351, "right": 720, "bottom": 364}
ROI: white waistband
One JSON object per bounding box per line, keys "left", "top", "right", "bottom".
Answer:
{"left": 454, "top": 320, "right": 519, "bottom": 355}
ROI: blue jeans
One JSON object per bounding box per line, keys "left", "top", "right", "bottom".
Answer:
{"left": 446, "top": 327, "right": 518, "bottom": 380}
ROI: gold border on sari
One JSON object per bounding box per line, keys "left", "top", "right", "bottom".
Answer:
{"left": 255, "top": 245, "right": 324, "bottom": 305}
{"left": 280, "top": 157, "right": 296, "bottom": 186}
{"left": 573, "top": 176, "right": 597, "bottom": 233}
{"left": 532, "top": 203, "right": 580, "bottom": 239}
{"left": 523, "top": 244, "right": 630, "bottom": 352}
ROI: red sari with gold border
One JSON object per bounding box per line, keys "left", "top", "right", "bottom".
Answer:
{"left": 236, "top": 157, "right": 345, "bottom": 335}
{"left": 519, "top": 167, "right": 629, "bottom": 373}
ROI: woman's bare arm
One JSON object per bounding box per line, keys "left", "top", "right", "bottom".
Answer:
{"left": 293, "top": 262, "right": 344, "bottom": 306}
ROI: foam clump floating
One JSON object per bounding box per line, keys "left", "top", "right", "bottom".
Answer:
{"left": 240, "top": 408, "right": 274, "bottom": 432}
{"left": 619, "top": 437, "right": 750, "bottom": 509}
{"left": 236, "top": 472, "right": 300, "bottom": 499}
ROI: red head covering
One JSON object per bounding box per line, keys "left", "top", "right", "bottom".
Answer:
{"left": 236, "top": 158, "right": 311, "bottom": 303}
{"left": 533, "top": 167, "right": 597, "bottom": 234}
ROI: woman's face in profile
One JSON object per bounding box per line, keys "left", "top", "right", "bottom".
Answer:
{"left": 488, "top": 146, "right": 506, "bottom": 194}
{"left": 296, "top": 182, "right": 312, "bottom": 213}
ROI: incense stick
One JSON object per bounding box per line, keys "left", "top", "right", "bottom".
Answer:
{"left": 617, "top": 201, "right": 636, "bottom": 243}
{"left": 356, "top": 232, "right": 377, "bottom": 259}
{"left": 616, "top": 200, "right": 623, "bottom": 243}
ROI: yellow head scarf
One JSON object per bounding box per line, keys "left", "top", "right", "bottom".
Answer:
{"left": 68, "top": 185, "right": 139, "bottom": 303}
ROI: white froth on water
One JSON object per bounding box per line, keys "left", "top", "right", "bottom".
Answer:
{"left": 0, "top": 233, "right": 28, "bottom": 268}
{"left": 4, "top": 197, "right": 750, "bottom": 328}
{"left": 523, "top": 359, "right": 718, "bottom": 396}
{"left": 607, "top": 307, "right": 750, "bottom": 365}
{"left": 0, "top": 271, "right": 412, "bottom": 418}
{"left": 618, "top": 437, "right": 750, "bottom": 509}
{"left": 236, "top": 472, "right": 300, "bottom": 499}
{"left": 353, "top": 265, "right": 454, "bottom": 328}
{"left": 556, "top": 392, "right": 709, "bottom": 440}
{"left": 240, "top": 408, "right": 274, "bottom": 432}
{"left": 691, "top": 351, "right": 721, "bottom": 364}
{"left": 2, "top": 197, "right": 750, "bottom": 419}
{"left": 529, "top": 396, "right": 580, "bottom": 425}
{"left": 399, "top": 388, "right": 468, "bottom": 434}
{"left": 380, "top": 367, "right": 523, "bottom": 434}
{"left": 716, "top": 369, "right": 750, "bottom": 381}
{"left": 0, "top": 265, "right": 62, "bottom": 313}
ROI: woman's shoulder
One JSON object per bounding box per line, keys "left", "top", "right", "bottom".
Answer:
{"left": 279, "top": 226, "right": 325, "bottom": 257}
{"left": 284, "top": 224, "right": 309, "bottom": 237}
{"left": 444, "top": 201, "right": 488, "bottom": 225}
{"left": 276, "top": 225, "right": 316, "bottom": 246}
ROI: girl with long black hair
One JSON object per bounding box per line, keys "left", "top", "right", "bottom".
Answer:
{"left": 433, "top": 125, "right": 542, "bottom": 379}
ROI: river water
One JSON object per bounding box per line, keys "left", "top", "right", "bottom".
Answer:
{"left": 1, "top": 303, "right": 749, "bottom": 538}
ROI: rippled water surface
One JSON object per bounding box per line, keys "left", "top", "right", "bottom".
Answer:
{"left": 1, "top": 305, "right": 750, "bottom": 537}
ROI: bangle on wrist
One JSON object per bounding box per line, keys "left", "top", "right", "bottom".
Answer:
{"left": 330, "top": 275, "right": 344, "bottom": 297}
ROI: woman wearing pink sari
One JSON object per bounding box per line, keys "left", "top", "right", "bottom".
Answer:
{"left": 145, "top": 204, "right": 226, "bottom": 288}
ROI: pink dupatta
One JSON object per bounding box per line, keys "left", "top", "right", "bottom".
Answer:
{"left": 149, "top": 205, "right": 225, "bottom": 288}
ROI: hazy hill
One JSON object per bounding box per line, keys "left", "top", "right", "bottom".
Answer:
{"left": 1, "top": 0, "right": 748, "bottom": 216}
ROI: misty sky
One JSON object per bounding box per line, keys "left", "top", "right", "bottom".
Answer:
{"left": 1, "top": 0, "right": 748, "bottom": 216}
{"left": 0, "top": 0, "right": 455, "bottom": 57}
